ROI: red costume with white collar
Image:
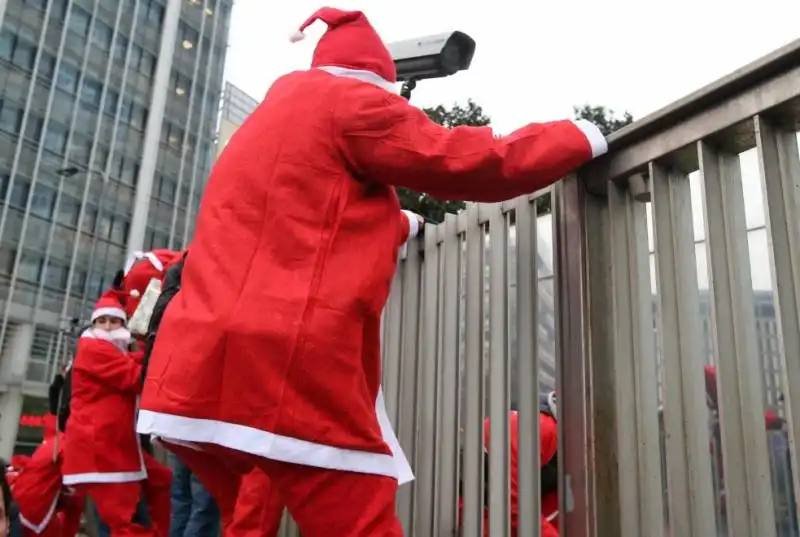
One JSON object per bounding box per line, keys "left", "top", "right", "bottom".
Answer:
{"left": 62, "top": 291, "right": 171, "bottom": 537}
{"left": 137, "top": 7, "right": 605, "bottom": 536}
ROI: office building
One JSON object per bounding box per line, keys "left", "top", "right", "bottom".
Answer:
{"left": 0, "top": 0, "right": 232, "bottom": 455}
{"left": 216, "top": 81, "right": 258, "bottom": 159}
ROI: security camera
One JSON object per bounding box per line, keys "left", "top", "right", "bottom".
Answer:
{"left": 389, "top": 31, "right": 476, "bottom": 85}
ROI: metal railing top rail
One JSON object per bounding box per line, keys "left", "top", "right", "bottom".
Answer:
{"left": 582, "top": 36, "right": 800, "bottom": 193}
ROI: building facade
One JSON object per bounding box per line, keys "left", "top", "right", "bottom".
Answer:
{"left": 0, "top": 0, "right": 232, "bottom": 456}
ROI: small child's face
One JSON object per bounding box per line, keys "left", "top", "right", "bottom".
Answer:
{"left": 93, "top": 315, "right": 124, "bottom": 332}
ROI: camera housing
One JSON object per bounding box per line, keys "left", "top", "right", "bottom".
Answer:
{"left": 389, "top": 31, "right": 476, "bottom": 82}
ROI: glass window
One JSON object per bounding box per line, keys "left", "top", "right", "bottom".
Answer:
{"left": 24, "top": 115, "right": 42, "bottom": 142}
{"left": 140, "top": 51, "right": 155, "bottom": 77}
{"left": 92, "top": 21, "right": 113, "bottom": 50}
{"left": 45, "top": 259, "right": 69, "bottom": 290}
{"left": 130, "top": 103, "right": 147, "bottom": 130}
{"left": 110, "top": 217, "right": 129, "bottom": 244}
{"left": 160, "top": 175, "right": 176, "bottom": 201}
{"left": 167, "top": 124, "right": 183, "bottom": 148}
{"left": 68, "top": 6, "right": 91, "bottom": 37}
{"left": 0, "top": 29, "right": 14, "bottom": 61}
{"left": 97, "top": 213, "right": 112, "bottom": 239}
{"left": 11, "top": 38, "right": 36, "bottom": 71}
{"left": 71, "top": 267, "right": 86, "bottom": 296}
{"left": 129, "top": 44, "right": 142, "bottom": 69}
{"left": 10, "top": 180, "right": 30, "bottom": 208}
{"left": 24, "top": 0, "right": 48, "bottom": 9}
{"left": 120, "top": 159, "right": 139, "bottom": 185}
{"left": 180, "top": 24, "right": 198, "bottom": 51}
{"left": 43, "top": 123, "right": 67, "bottom": 154}
{"left": 0, "top": 102, "right": 23, "bottom": 134}
{"left": 104, "top": 88, "right": 119, "bottom": 115}
{"left": 120, "top": 97, "right": 133, "bottom": 123}
{"left": 148, "top": 1, "right": 164, "bottom": 26}
{"left": 0, "top": 248, "right": 15, "bottom": 275}
{"left": 18, "top": 252, "right": 43, "bottom": 282}
{"left": 81, "top": 78, "right": 102, "bottom": 108}
{"left": 56, "top": 63, "right": 79, "bottom": 93}
{"left": 113, "top": 34, "right": 128, "bottom": 62}
{"left": 0, "top": 173, "right": 8, "bottom": 199}
{"left": 50, "top": 0, "right": 68, "bottom": 21}
{"left": 37, "top": 52, "right": 55, "bottom": 79}
{"left": 30, "top": 184, "right": 56, "bottom": 219}
{"left": 57, "top": 195, "right": 81, "bottom": 227}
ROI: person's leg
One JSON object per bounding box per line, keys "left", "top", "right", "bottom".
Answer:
{"left": 82, "top": 482, "right": 156, "bottom": 537}
{"left": 229, "top": 469, "right": 284, "bottom": 537}
{"left": 141, "top": 452, "right": 171, "bottom": 537}
{"left": 162, "top": 442, "right": 246, "bottom": 536}
{"left": 168, "top": 451, "right": 192, "bottom": 537}
{"left": 257, "top": 458, "right": 403, "bottom": 537}
{"left": 183, "top": 472, "right": 220, "bottom": 537}
{"left": 58, "top": 492, "right": 87, "bottom": 537}
{"left": 91, "top": 499, "right": 111, "bottom": 537}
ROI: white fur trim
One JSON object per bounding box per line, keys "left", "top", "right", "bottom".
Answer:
{"left": 81, "top": 326, "right": 132, "bottom": 345}
{"left": 91, "top": 307, "right": 126, "bottom": 323}
{"left": 546, "top": 510, "right": 559, "bottom": 522}
{"left": 62, "top": 469, "right": 146, "bottom": 485}
{"left": 546, "top": 391, "right": 558, "bottom": 421}
{"left": 401, "top": 210, "right": 420, "bottom": 240}
{"left": 289, "top": 30, "right": 305, "bottom": 43}
{"left": 316, "top": 66, "right": 397, "bottom": 94}
{"left": 17, "top": 492, "right": 59, "bottom": 534}
{"left": 137, "top": 387, "right": 415, "bottom": 485}
{"left": 571, "top": 119, "right": 608, "bottom": 159}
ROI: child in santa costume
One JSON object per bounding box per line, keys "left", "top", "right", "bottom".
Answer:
{"left": 62, "top": 291, "right": 171, "bottom": 537}
{"left": 136, "top": 6, "right": 606, "bottom": 536}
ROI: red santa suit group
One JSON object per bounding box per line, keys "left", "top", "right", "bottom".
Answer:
{"left": 135, "top": 6, "right": 606, "bottom": 536}
{"left": 61, "top": 291, "right": 171, "bottom": 537}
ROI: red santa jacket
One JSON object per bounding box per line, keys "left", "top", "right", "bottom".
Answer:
{"left": 230, "top": 469, "right": 284, "bottom": 537}
{"left": 62, "top": 328, "right": 145, "bottom": 485}
{"left": 137, "top": 67, "right": 604, "bottom": 480}
{"left": 12, "top": 433, "right": 64, "bottom": 534}
{"left": 470, "top": 411, "right": 559, "bottom": 537}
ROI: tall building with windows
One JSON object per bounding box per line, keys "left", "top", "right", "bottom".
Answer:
{"left": 0, "top": 0, "right": 232, "bottom": 456}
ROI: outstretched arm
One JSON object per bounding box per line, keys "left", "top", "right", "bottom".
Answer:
{"left": 338, "top": 84, "right": 607, "bottom": 203}
{"left": 75, "top": 341, "right": 143, "bottom": 394}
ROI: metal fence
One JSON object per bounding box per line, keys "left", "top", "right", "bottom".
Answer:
{"left": 278, "top": 38, "right": 800, "bottom": 537}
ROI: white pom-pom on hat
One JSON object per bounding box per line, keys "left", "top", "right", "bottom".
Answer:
{"left": 130, "top": 289, "right": 141, "bottom": 298}
{"left": 289, "top": 30, "right": 305, "bottom": 43}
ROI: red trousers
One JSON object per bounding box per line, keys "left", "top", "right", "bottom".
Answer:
{"left": 165, "top": 441, "right": 402, "bottom": 537}
{"left": 75, "top": 453, "right": 172, "bottom": 537}
{"left": 229, "top": 469, "right": 284, "bottom": 537}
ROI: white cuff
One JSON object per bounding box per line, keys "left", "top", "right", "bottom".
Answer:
{"left": 401, "top": 210, "right": 420, "bottom": 240}
{"left": 571, "top": 119, "right": 608, "bottom": 159}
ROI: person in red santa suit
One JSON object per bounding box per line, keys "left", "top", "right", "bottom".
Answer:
{"left": 460, "top": 392, "right": 559, "bottom": 537}
{"left": 135, "top": 6, "right": 607, "bottom": 536}
{"left": 9, "top": 384, "right": 84, "bottom": 537}
{"left": 62, "top": 291, "right": 170, "bottom": 537}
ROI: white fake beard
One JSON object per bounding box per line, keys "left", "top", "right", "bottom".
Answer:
{"left": 102, "top": 327, "right": 132, "bottom": 351}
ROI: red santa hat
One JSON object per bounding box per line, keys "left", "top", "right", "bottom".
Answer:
{"left": 91, "top": 289, "right": 127, "bottom": 324}
{"left": 121, "top": 249, "right": 183, "bottom": 318}
{"left": 289, "top": 7, "right": 397, "bottom": 85}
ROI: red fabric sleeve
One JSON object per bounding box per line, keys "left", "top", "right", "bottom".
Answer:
{"left": 337, "top": 85, "right": 605, "bottom": 203}
{"left": 76, "top": 340, "right": 143, "bottom": 394}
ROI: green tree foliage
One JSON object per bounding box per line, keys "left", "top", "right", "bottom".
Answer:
{"left": 395, "top": 100, "right": 489, "bottom": 223}
{"left": 572, "top": 104, "right": 634, "bottom": 137}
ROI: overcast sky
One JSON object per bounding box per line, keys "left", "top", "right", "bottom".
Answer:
{"left": 222, "top": 0, "right": 800, "bottom": 291}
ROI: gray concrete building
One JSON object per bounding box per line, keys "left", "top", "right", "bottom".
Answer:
{"left": 0, "top": 0, "right": 232, "bottom": 456}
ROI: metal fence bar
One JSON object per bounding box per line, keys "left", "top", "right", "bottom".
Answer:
{"left": 553, "top": 177, "right": 593, "bottom": 537}
{"left": 607, "top": 177, "right": 664, "bottom": 537}
{"left": 397, "top": 243, "right": 422, "bottom": 532}
{"left": 515, "top": 195, "right": 541, "bottom": 537}
{"left": 695, "top": 141, "right": 777, "bottom": 537}
{"left": 582, "top": 183, "right": 622, "bottom": 537}
{"left": 755, "top": 115, "right": 800, "bottom": 523}
{"left": 487, "top": 203, "right": 511, "bottom": 537}
{"left": 413, "top": 225, "right": 443, "bottom": 536}
{"left": 383, "top": 268, "right": 404, "bottom": 426}
{"left": 651, "top": 155, "right": 716, "bottom": 537}
{"left": 461, "top": 204, "right": 485, "bottom": 537}
{"left": 435, "top": 213, "right": 461, "bottom": 535}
